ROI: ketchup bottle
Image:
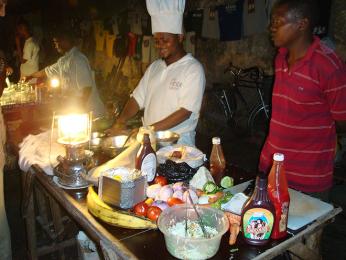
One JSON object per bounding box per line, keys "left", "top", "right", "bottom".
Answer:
{"left": 268, "top": 153, "right": 290, "bottom": 240}
{"left": 135, "top": 133, "right": 157, "bottom": 183}
{"left": 209, "top": 137, "right": 226, "bottom": 185}
{"left": 241, "top": 174, "right": 275, "bottom": 246}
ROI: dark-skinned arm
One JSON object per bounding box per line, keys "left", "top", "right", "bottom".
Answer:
{"left": 106, "top": 97, "right": 140, "bottom": 135}
{"left": 25, "top": 69, "right": 47, "bottom": 82}
{"left": 150, "top": 108, "right": 192, "bottom": 131}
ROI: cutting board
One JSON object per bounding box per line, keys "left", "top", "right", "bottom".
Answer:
{"left": 287, "top": 189, "right": 333, "bottom": 230}
{"left": 226, "top": 181, "right": 334, "bottom": 231}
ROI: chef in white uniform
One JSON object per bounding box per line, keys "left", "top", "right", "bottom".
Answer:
{"left": 108, "top": 0, "right": 205, "bottom": 146}
{"left": 26, "top": 28, "right": 105, "bottom": 117}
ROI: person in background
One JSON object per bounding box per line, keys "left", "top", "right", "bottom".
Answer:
{"left": 25, "top": 27, "right": 105, "bottom": 117}
{"left": 260, "top": 0, "right": 346, "bottom": 196}
{"left": 16, "top": 20, "right": 40, "bottom": 81}
{"left": 107, "top": 0, "right": 205, "bottom": 146}
{"left": 0, "top": 1, "right": 12, "bottom": 259}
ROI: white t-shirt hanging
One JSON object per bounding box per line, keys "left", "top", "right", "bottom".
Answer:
{"left": 202, "top": 7, "right": 220, "bottom": 39}
{"left": 20, "top": 37, "right": 40, "bottom": 77}
{"left": 132, "top": 53, "right": 205, "bottom": 146}
{"left": 242, "top": 0, "right": 274, "bottom": 37}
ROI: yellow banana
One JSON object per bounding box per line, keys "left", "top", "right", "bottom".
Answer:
{"left": 87, "top": 186, "right": 157, "bottom": 229}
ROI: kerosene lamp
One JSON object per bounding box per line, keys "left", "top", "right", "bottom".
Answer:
{"left": 53, "top": 112, "right": 92, "bottom": 188}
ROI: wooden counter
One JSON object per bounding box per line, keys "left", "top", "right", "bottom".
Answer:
{"left": 23, "top": 164, "right": 342, "bottom": 260}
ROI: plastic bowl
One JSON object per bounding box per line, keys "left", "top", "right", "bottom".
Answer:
{"left": 158, "top": 204, "right": 229, "bottom": 260}
{"left": 155, "top": 130, "right": 180, "bottom": 148}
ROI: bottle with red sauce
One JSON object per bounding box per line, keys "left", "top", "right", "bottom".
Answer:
{"left": 135, "top": 133, "right": 157, "bottom": 184}
{"left": 268, "top": 153, "right": 290, "bottom": 240}
{"left": 209, "top": 137, "right": 226, "bottom": 185}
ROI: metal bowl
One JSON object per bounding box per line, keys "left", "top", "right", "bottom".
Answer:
{"left": 155, "top": 131, "right": 180, "bottom": 148}
{"left": 101, "top": 135, "right": 131, "bottom": 158}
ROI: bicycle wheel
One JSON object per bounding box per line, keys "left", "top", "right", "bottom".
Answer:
{"left": 197, "top": 90, "right": 236, "bottom": 135}
{"left": 248, "top": 103, "right": 271, "bottom": 138}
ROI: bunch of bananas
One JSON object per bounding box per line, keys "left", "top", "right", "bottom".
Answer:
{"left": 87, "top": 186, "right": 157, "bottom": 229}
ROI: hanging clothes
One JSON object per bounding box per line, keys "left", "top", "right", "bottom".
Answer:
{"left": 242, "top": 0, "right": 274, "bottom": 37}
{"left": 105, "top": 31, "right": 116, "bottom": 58}
{"left": 141, "top": 35, "right": 151, "bottom": 64}
{"left": 202, "top": 6, "right": 220, "bottom": 39}
{"left": 218, "top": 1, "right": 244, "bottom": 41}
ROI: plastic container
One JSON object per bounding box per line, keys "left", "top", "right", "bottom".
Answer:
{"left": 158, "top": 204, "right": 229, "bottom": 260}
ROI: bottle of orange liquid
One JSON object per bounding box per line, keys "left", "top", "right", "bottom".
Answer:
{"left": 268, "top": 153, "right": 290, "bottom": 239}
{"left": 209, "top": 137, "right": 226, "bottom": 185}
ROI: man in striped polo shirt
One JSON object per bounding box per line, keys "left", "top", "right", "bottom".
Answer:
{"left": 259, "top": 0, "right": 346, "bottom": 195}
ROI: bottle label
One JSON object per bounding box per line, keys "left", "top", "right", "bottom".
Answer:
{"left": 141, "top": 153, "right": 156, "bottom": 182}
{"left": 279, "top": 202, "right": 289, "bottom": 232}
{"left": 243, "top": 208, "right": 274, "bottom": 240}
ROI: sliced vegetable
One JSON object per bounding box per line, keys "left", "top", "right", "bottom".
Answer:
{"left": 203, "top": 181, "right": 218, "bottom": 194}
{"left": 208, "top": 191, "right": 224, "bottom": 203}
{"left": 221, "top": 176, "right": 234, "bottom": 189}
{"left": 146, "top": 184, "right": 162, "bottom": 198}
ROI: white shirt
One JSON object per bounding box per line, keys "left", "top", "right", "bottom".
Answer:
{"left": 132, "top": 53, "right": 205, "bottom": 146}
{"left": 45, "top": 47, "right": 105, "bottom": 117}
{"left": 20, "top": 37, "right": 40, "bottom": 77}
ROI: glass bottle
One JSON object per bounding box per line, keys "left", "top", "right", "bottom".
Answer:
{"left": 209, "top": 137, "right": 226, "bottom": 185}
{"left": 241, "top": 174, "right": 275, "bottom": 246}
{"left": 135, "top": 134, "right": 157, "bottom": 183}
{"left": 268, "top": 153, "right": 290, "bottom": 240}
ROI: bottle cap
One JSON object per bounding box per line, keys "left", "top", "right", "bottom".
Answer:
{"left": 273, "top": 153, "right": 284, "bottom": 161}
{"left": 212, "top": 137, "right": 221, "bottom": 144}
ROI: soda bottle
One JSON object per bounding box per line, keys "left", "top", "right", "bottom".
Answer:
{"left": 241, "top": 173, "right": 275, "bottom": 246}
{"left": 135, "top": 133, "right": 157, "bottom": 183}
{"left": 209, "top": 137, "right": 226, "bottom": 185}
{"left": 268, "top": 153, "right": 290, "bottom": 240}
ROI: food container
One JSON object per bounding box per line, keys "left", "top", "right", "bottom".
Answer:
{"left": 101, "top": 135, "right": 131, "bottom": 157}
{"left": 155, "top": 130, "right": 180, "bottom": 148}
{"left": 158, "top": 204, "right": 229, "bottom": 260}
{"left": 99, "top": 167, "right": 146, "bottom": 209}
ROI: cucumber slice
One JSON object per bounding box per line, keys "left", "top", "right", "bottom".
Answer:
{"left": 203, "top": 181, "right": 218, "bottom": 194}
{"left": 220, "top": 176, "right": 234, "bottom": 189}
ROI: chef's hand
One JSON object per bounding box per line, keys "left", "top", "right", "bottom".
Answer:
{"left": 105, "top": 122, "right": 127, "bottom": 136}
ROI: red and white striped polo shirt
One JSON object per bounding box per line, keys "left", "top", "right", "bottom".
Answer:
{"left": 259, "top": 37, "right": 346, "bottom": 192}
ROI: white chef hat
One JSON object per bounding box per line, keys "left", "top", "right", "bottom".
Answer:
{"left": 146, "top": 0, "right": 185, "bottom": 34}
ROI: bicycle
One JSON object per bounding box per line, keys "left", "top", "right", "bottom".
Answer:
{"left": 198, "top": 63, "right": 272, "bottom": 138}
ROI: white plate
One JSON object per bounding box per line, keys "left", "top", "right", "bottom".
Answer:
{"left": 156, "top": 144, "right": 205, "bottom": 168}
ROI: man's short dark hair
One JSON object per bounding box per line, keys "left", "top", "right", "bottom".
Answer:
{"left": 274, "top": 0, "right": 319, "bottom": 30}
{"left": 17, "top": 19, "right": 31, "bottom": 33}
{"left": 52, "top": 25, "right": 77, "bottom": 43}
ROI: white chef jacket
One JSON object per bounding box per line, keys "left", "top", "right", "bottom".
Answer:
{"left": 45, "top": 47, "right": 105, "bottom": 117}
{"left": 132, "top": 53, "right": 205, "bottom": 146}
{"left": 20, "top": 37, "right": 40, "bottom": 77}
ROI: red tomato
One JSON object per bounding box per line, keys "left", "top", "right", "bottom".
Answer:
{"left": 147, "top": 206, "right": 162, "bottom": 221}
{"left": 133, "top": 201, "right": 149, "bottom": 217}
{"left": 167, "top": 197, "right": 184, "bottom": 207}
{"left": 154, "top": 176, "right": 168, "bottom": 186}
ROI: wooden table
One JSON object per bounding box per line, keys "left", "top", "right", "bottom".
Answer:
{"left": 22, "top": 164, "right": 342, "bottom": 260}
